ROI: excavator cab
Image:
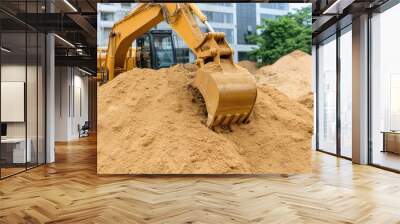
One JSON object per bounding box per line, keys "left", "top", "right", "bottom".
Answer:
{"left": 136, "top": 30, "right": 177, "bottom": 69}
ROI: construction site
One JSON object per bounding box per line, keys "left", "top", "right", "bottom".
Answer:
{"left": 97, "top": 3, "right": 313, "bottom": 174}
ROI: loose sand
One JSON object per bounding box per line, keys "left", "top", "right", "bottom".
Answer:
{"left": 297, "top": 92, "right": 314, "bottom": 110}
{"left": 237, "top": 60, "right": 258, "bottom": 74}
{"left": 255, "top": 50, "right": 312, "bottom": 101}
{"left": 98, "top": 59, "right": 313, "bottom": 174}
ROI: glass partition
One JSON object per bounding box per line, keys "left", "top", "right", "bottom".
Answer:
{"left": 0, "top": 31, "right": 28, "bottom": 177}
{"left": 0, "top": 0, "right": 46, "bottom": 179}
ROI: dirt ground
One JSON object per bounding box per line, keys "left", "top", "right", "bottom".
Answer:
{"left": 98, "top": 53, "right": 313, "bottom": 174}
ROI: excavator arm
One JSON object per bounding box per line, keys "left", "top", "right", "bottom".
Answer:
{"left": 105, "top": 3, "right": 257, "bottom": 128}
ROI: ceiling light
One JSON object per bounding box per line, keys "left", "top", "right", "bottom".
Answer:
{"left": 1, "top": 47, "right": 11, "bottom": 53}
{"left": 78, "top": 68, "right": 92, "bottom": 76}
{"left": 63, "top": 0, "right": 78, "bottom": 12}
{"left": 54, "top": 34, "right": 75, "bottom": 48}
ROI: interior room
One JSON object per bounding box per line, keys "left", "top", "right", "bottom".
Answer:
{"left": 0, "top": 0, "right": 400, "bottom": 223}
{"left": 0, "top": 0, "right": 97, "bottom": 179}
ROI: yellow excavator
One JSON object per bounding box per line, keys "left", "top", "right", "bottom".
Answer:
{"left": 102, "top": 3, "right": 257, "bottom": 128}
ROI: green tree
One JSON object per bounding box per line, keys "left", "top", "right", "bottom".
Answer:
{"left": 247, "top": 6, "right": 312, "bottom": 66}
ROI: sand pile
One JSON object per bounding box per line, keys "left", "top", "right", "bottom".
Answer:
{"left": 256, "top": 50, "right": 312, "bottom": 101}
{"left": 237, "top": 60, "right": 258, "bottom": 74}
{"left": 98, "top": 62, "right": 312, "bottom": 174}
{"left": 297, "top": 92, "right": 314, "bottom": 110}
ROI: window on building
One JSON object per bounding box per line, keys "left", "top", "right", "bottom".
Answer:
{"left": 102, "top": 28, "right": 112, "bottom": 46}
{"left": 260, "top": 3, "right": 289, "bottom": 10}
{"left": 260, "top": 14, "right": 277, "bottom": 20}
{"left": 121, "top": 3, "right": 131, "bottom": 8}
{"left": 236, "top": 3, "right": 257, "bottom": 45}
{"left": 238, "top": 52, "right": 251, "bottom": 61}
{"left": 203, "top": 3, "right": 232, "bottom": 7}
{"left": 203, "top": 11, "right": 233, "bottom": 24}
{"left": 101, "top": 12, "right": 114, "bottom": 21}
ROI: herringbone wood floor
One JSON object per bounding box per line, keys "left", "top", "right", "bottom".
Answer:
{"left": 1, "top": 134, "right": 400, "bottom": 224}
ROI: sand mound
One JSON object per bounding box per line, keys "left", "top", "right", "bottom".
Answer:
{"left": 98, "top": 63, "right": 312, "bottom": 174}
{"left": 237, "top": 60, "right": 258, "bottom": 74}
{"left": 256, "top": 50, "right": 312, "bottom": 100}
{"left": 297, "top": 92, "right": 314, "bottom": 110}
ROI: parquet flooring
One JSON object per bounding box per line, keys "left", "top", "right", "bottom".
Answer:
{"left": 1, "top": 134, "right": 400, "bottom": 223}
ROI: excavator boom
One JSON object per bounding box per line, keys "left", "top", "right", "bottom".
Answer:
{"left": 104, "top": 3, "right": 257, "bottom": 128}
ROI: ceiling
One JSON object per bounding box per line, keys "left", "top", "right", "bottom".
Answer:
{"left": 312, "top": 0, "right": 390, "bottom": 43}
{"left": 0, "top": 0, "right": 97, "bottom": 74}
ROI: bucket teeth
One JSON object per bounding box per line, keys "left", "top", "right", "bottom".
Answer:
{"left": 207, "top": 112, "right": 250, "bottom": 128}
{"left": 192, "top": 62, "right": 257, "bottom": 129}
{"left": 230, "top": 114, "right": 241, "bottom": 125}
{"left": 221, "top": 114, "right": 233, "bottom": 126}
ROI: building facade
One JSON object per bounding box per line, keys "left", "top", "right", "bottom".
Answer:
{"left": 97, "top": 3, "right": 289, "bottom": 62}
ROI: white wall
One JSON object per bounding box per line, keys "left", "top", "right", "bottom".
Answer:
{"left": 55, "top": 66, "right": 70, "bottom": 141}
{"left": 55, "top": 67, "right": 89, "bottom": 141}
{"left": 1, "top": 65, "right": 32, "bottom": 138}
{"left": 1, "top": 63, "right": 46, "bottom": 164}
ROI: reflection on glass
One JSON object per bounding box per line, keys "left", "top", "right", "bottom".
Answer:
{"left": 340, "top": 27, "right": 352, "bottom": 158}
{"left": 153, "top": 35, "right": 175, "bottom": 68}
{"left": 318, "top": 35, "right": 337, "bottom": 154}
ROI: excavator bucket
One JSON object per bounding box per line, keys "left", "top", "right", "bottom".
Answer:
{"left": 192, "top": 60, "right": 257, "bottom": 128}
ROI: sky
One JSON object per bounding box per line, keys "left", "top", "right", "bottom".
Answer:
{"left": 289, "top": 3, "right": 311, "bottom": 12}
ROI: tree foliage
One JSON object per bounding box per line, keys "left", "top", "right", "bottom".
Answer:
{"left": 247, "top": 7, "right": 312, "bottom": 66}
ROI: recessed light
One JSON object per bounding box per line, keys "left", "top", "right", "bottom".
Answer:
{"left": 78, "top": 68, "right": 92, "bottom": 76}
{"left": 54, "top": 34, "right": 75, "bottom": 48}
{"left": 1, "top": 47, "right": 11, "bottom": 53}
{"left": 63, "top": 0, "right": 78, "bottom": 12}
